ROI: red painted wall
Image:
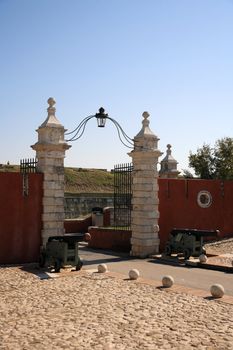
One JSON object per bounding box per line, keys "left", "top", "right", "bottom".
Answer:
{"left": 103, "top": 207, "right": 111, "bottom": 226}
{"left": 158, "top": 179, "right": 233, "bottom": 251}
{"left": 88, "top": 227, "right": 131, "bottom": 252}
{"left": 1, "top": 173, "right": 233, "bottom": 262}
{"left": 0, "top": 173, "right": 43, "bottom": 264}
{"left": 64, "top": 215, "right": 92, "bottom": 233}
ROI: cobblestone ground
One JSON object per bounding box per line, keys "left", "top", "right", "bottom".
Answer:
{"left": 0, "top": 267, "right": 233, "bottom": 350}
{"left": 205, "top": 238, "right": 233, "bottom": 255}
{"left": 204, "top": 238, "right": 233, "bottom": 267}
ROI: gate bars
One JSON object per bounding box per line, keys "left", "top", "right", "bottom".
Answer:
{"left": 20, "top": 158, "right": 38, "bottom": 196}
{"left": 20, "top": 158, "right": 38, "bottom": 173}
{"left": 113, "top": 163, "right": 133, "bottom": 230}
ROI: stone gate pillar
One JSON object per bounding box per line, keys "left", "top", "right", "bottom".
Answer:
{"left": 129, "top": 112, "right": 162, "bottom": 257}
{"left": 31, "top": 98, "right": 71, "bottom": 246}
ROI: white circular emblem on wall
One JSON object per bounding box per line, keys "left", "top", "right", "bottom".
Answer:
{"left": 197, "top": 190, "right": 212, "bottom": 208}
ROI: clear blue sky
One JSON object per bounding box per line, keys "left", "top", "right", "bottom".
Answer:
{"left": 0, "top": 0, "right": 233, "bottom": 172}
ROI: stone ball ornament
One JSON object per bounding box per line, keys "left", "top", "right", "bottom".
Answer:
{"left": 84, "top": 232, "right": 91, "bottom": 242}
{"left": 162, "top": 275, "right": 174, "bottom": 288}
{"left": 98, "top": 264, "right": 108, "bottom": 273}
{"left": 47, "top": 97, "right": 56, "bottom": 107}
{"left": 142, "top": 111, "right": 150, "bottom": 119}
{"left": 199, "top": 254, "right": 208, "bottom": 263}
{"left": 129, "top": 269, "right": 140, "bottom": 280}
{"left": 210, "top": 284, "right": 225, "bottom": 298}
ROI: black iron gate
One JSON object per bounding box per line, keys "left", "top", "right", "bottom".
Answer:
{"left": 20, "top": 158, "right": 38, "bottom": 196}
{"left": 20, "top": 158, "right": 38, "bottom": 173}
{"left": 113, "top": 163, "right": 133, "bottom": 229}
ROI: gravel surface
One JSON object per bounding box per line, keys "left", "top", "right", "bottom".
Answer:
{"left": 205, "top": 238, "right": 233, "bottom": 255}
{"left": 0, "top": 266, "right": 233, "bottom": 350}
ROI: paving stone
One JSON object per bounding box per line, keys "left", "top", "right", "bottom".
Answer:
{"left": 0, "top": 267, "right": 233, "bottom": 349}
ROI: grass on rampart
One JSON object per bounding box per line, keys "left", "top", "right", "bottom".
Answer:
{"left": 0, "top": 164, "right": 19, "bottom": 172}
{"left": 65, "top": 167, "right": 114, "bottom": 193}
{"left": 0, "top": 164, "right": 114, "bottom": 194}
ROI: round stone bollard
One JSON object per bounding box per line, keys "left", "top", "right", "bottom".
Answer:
{"left": 129, "top": 269, "right": 140, "bottom": 280}
{"left": 98, "top": 264, "right": 108, "bottom": 273}
{"left": 210, "top": 284, "right": 225, "bottom": 298}
{"left": 162, "top": 275, "right": 174, "bottom": 288}
{"left": 84, "top": 232, "right": 91, "bottom": 242}
{"left": 199, "top": 254, "right": 208, "bottom": 263}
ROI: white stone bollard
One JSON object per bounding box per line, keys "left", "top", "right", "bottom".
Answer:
{"left": 210, "top": 284, "right": 225, "bottom": 298}
{"left": 199, "top": 254, "right": 208, "bottom": 263}
{"left": 129, "top": 269, "right": 140, "bottom": 280}
{"left": 98, "top": 264, "right": 108, "bottom": 273}
{"left": 162, "top": 275, "right": 174, "bottom": 288}
{"left": 84, "top": 232, "right": 91, "bottom": 242}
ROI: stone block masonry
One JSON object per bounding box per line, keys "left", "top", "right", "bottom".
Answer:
{"left": 31, "top": 98, "right": 71, "bottom": 246}
{"left": 64, "top": 194, "right": 114, "bottom": 219}
{"left": 129, "top": 111, "right": 162, "bottom": 257}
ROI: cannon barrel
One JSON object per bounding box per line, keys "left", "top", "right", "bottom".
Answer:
{"left": 170, "top": 228, "right": 220, "bottom": 238}
{"left": 48, "top": 233, "right": 90, "bottom": 244}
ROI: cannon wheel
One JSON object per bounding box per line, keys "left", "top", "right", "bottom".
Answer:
{"left": 54, "top": 259, "right": 61, "bottom": 273}
{"left": 39, "top": 252, "right": 46, "bottom": 268}
{"left": 164, "top": 245, "right": 172, "bottom": 256}
{"left": 183, "top": 249, "right": 191, "bottom": 260}
{"left": 201, "top": 247, "right": 207, "bottom": 255}
{"left": 76, "top": 258, "right": 83, "bottom": 271}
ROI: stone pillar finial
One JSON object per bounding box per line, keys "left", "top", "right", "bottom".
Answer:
{"left": 141, "top": 111, "right": 150, "bottom": 129}
{"left": 133, "top": 111, "right": 162, "bottom": 152}
{"left": 142, "top": 111, "right": 150, "bottom": 119}
{"left": 47, "top": 97, "right": 56, "bottom": 117}
{"left": 166, "top": 144, "right": 172, "bottom": 155}
{"left": 159, "top": 144, "right": 180, "bottom": 178}
{"left": 47, "top": 97, "right": 56, "bottom": 107}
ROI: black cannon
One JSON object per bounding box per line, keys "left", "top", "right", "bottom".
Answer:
{"left": 39, "top": 232, "right": 91, "bottom": 272}
{"left": 164, "top": 228, "right": 220, "bottom": 260}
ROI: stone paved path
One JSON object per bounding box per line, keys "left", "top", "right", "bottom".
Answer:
{"left": 0, "top": 266, "right": 233, "bottom": 350}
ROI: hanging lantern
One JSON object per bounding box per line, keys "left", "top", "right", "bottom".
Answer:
{"left": 95, "top": 107, "right": 108, "bottom": 127}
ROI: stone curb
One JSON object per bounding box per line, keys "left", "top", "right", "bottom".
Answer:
{"left": 152, "top": 255, "right": 233, "bottom": 273}
{"left": 185, "top": 260, "right": 233, "bottom": 273}
{"left": 14, "top": 265, "right": 233, "bottom": 305}
{"left": 86, "top": 269, "right": 233, "bottom": 305}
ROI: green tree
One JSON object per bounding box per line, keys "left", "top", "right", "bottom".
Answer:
{"left": 214, "top": 137, "right": 233, "bottom": 180}
{"left": 182, "top": 169, "right": 194, "bottom": 178}
{"left": 189, "top": 144, "right": 215, "bottom": 179}
{"left": 188, "top": 137, "right": 233, "bottom": 180}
